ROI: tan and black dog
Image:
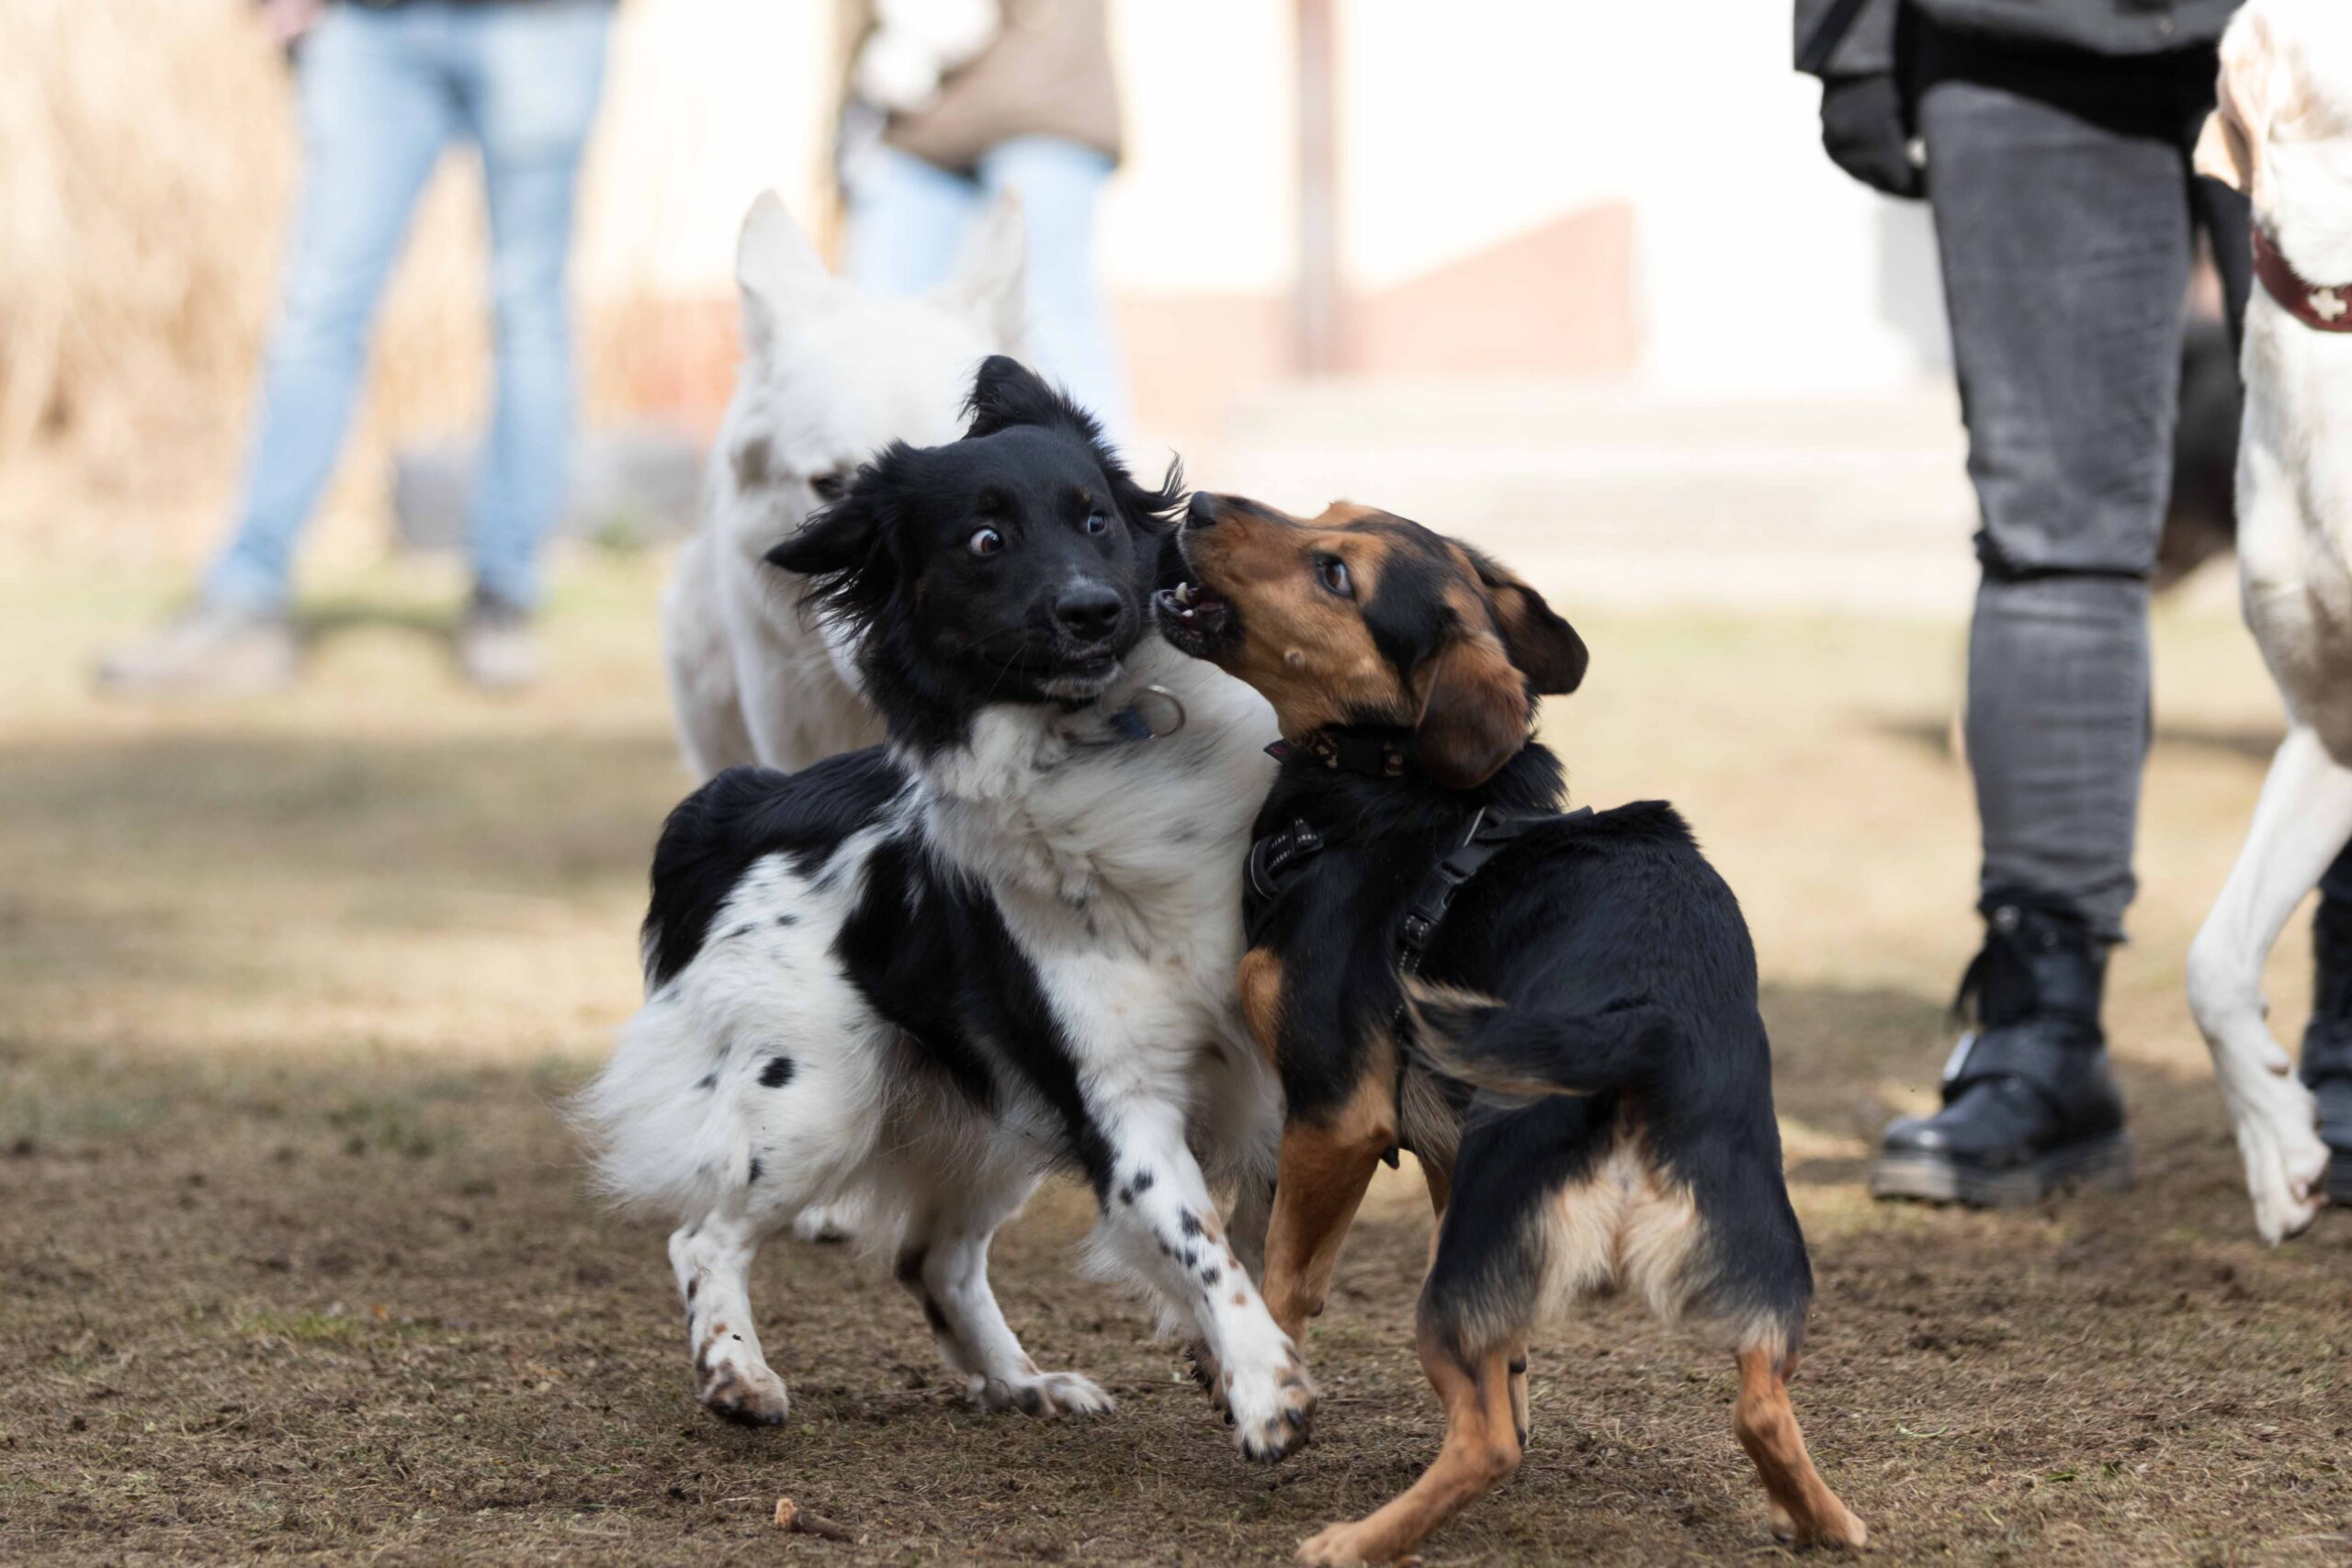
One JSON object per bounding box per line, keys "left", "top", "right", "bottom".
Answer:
{"left": 1154, "top": 492, "right": 1866, "bottom": 1563}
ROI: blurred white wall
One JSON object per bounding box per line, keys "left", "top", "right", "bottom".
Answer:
{"left": 578, "top": 0, "right": 836, "bottom": 298}
{"left": 577, "top": 0, "right": 1944, "bottom": 395}
{"left": 1334, "top": 0, "right": 1945, "bottom": 392}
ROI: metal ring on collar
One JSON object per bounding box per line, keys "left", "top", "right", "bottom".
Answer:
{"left": 1125, "top": 684, "right": 1187, "bottom": 740}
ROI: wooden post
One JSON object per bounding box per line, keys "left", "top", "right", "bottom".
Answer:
{"left": 1295, "top": 0, "right": 1340, "bottom": 376}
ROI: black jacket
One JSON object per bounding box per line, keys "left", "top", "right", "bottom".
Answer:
{"left": 1797, "top": 0, "right": 2237, "bottom": 77}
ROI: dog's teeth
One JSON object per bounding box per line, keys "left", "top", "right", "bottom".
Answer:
{"left": 1175, "top": 581, "right": 1195, "bottom": 605}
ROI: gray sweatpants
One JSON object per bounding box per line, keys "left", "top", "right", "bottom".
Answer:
{"left": 1915, "top": 31, "right": 2313, "bottom": 942}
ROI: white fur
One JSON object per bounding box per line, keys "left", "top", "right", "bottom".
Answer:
{"left": 662, "top": 191, "right": 1027, "bottom": 778}
{"left": 582, "top": 638, "right": 1315, "bottom": 1450}
{"left": 2187, "top": 0, "right": 2352, "bottom": 1243}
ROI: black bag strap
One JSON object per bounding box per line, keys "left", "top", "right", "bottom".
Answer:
{"left": 1798, "top": 0, "right": 1876, "bottom": 75}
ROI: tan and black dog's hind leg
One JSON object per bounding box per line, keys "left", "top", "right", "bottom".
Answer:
{"left": 1295, "top": 1332, "right": 1526, "bottom": 1566}
{"left": 1733, "top": 1346, "right": 1868, "bottom": 1550}
{"left": 1411, "top": 1157, "right": 1533, "bottom": 1451}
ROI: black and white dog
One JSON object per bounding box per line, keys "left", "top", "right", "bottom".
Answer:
{"left": 580, "top": 359, "right": 1314, "bottom": 1458}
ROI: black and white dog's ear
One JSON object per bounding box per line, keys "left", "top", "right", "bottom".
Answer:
{"left": 962, "top": 355, "right": 1080, "bottom": 440}
{"left": 765, "top": 495, "right": 874, "bottom": 578}
{"left": 767, "top": 445, "right": 904, "bottom": 623}
{"left": 960, "top": 355, "right": 1185, "bottom": 533}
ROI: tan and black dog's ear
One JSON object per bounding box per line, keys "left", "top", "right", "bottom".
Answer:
{"left": 1414, "top": 628, "right": 1532, "bottom": 789}
{"left": 1466, "top": 548, "right": 1588, "bottom": 694}
{"left": 2197, "top": 8, "right": 2283, "bottom": 202}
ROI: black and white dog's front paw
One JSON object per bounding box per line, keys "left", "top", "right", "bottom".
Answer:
{"left": 1222, "top": 1338, "right": 1317, "bottom": 1461}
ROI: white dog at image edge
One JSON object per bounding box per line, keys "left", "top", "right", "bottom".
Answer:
{"left": 2187, "top": 0, "right": 2352, "bottom": 1243}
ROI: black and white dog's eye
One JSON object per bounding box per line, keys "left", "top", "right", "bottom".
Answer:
{"left": 1317, "top": 556, "right": 1353, "bottom": 598}
{"left": 1082, "top": 511, "right": 1108, "bottom": 536}
{"left": 809, "top": 469, "right": 848, "bottom": 502}
{"left": 968, "top": 526, "right": 1005, "bottom": 557}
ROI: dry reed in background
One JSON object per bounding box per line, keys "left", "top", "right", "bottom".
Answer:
{"left": 0, "top": 0, "right": 696, "bottom": 555}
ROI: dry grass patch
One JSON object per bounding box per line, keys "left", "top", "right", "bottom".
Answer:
{"left": 3, "top": 555, "right": 2348, "bottom": 1564}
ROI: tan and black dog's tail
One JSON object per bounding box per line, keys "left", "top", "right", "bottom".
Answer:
{"left": 1404, "top": 979, "right": 1671, "bottom": 1099}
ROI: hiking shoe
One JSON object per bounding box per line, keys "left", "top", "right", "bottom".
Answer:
{"left": 1872, "top": 894, "right": 2132, "bottom": 1205}
{"left": 2301, "top": 897, "right": 2352, "bottom": 1204}
{"left": 94, "top": 599, "right": 299, "bottom": 697}
{"left": 456, "top": 590, "right": 539, "bottom": 691}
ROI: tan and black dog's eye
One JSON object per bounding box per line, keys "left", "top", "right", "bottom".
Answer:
{"left": 968, "top": 526, "right": 1005, "bottom": 557}
{"left": 1316, "top": 555, "right": 1354, "bottom": 598}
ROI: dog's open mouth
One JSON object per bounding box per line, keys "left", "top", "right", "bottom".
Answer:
{"left": 1035, "top": 651, "right": 1123, "bottom": 701}
{"left": 1154, "top": 579, "right": 1236, "bottom": 658}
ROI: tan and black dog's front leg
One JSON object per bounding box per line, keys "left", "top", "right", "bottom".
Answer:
{"left": 1267, "top": 1111, "right": 1401, "bottom": 1345}
{"left": 1240, "top": 947, "right": 1400, "bottom": 1345}
{"left": 1262, "top": 1100, "right": 1390, "bottom": 1344}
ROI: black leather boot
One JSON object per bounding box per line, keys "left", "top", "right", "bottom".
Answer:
{"left": 1871, "top": 894, "right": 2132, "bottom": 1205}
{"left": 2301, "top": 897, "right": 2352, "bottom": 1204}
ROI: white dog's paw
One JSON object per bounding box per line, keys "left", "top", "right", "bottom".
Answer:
{"left": 2222, "top": 1067, "right": 2328, "bottom": 1245}
{"left": 697, "top": 1344, "right": 791, "bottom": 1426}
{"left": 1221, "top": 1337, "right": 1317, "bottom": 1462}
{"left": 791, "top": 1202, "right": 854, "bottom": 1245}
{"left": 968, "top": 1369, "right": 1114, "bottom": 1417}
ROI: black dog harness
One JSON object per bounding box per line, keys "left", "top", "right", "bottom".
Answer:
{"left": 1247, "top": 803, "right": 1569, "bottom": 972}
{"left": 1244, "top": 736, "right": 1589, "bottom": 1162}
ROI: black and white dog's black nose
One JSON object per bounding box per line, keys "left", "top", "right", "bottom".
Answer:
{"left": 1054, "top": 583, "right": 1125, "bottom": 642}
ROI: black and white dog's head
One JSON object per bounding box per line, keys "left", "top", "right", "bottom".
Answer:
{"left": 769, "top": 356, "right": 1184, "bottom": 753}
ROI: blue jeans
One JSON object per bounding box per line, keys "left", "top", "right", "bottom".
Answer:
{"left": 208, "top": 0, "right": 610, "bottom": 612}
{"left": 844, "top": 136, "right": 1133, "bottom": 448}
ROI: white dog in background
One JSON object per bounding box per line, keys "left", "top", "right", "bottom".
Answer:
{"left": 663, "top": 193, "right": 1023, "bottom": 1245}
{"left": 2187, "top": 0, "right": 2352, "bottom": 1243}
{"left": 662, "top": 190, "right": 1026, "bottom": 778}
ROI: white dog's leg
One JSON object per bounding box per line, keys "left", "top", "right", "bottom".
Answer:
{"left": 2188, "top": 723, "right": 2346, "bottom": 1244}
{"left": 669, "top": 1209, "right": 791, "bottom": 1424}
{"left": 662, "top": 534, "right": 759, "bottom": 779}
{"left": 893, "top": 1175, "right": 1113, "bottom": 1416}
{"left": 1094, "top": 1104, "right": 1316, "bottom": 1461}
{"left": 790, "top": 1201, "right": 855, "bottom": 1244}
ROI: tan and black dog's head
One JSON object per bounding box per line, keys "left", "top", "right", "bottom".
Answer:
{"left": 1156, "top": 493, "right": 1587, "bottom": 787}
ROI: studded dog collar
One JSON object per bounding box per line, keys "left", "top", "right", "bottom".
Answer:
{"left": 1263, "top": 728, "right": 1412, "bottom": 779}
{"left": 2253, "top": 223, "right": 2352, "bottom": 333}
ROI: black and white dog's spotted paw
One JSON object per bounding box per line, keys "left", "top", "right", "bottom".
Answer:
{"left": 968, "top": 1370, "right": 1114, "bottom": 1418}
{"left": 1227, "top": 1347, "right": 1318, "bottom": 1462}
{"left": 698, "top": 1358, "right": 791, "bottom": 1426}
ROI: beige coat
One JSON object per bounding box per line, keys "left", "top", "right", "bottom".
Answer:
{"left": 841, "top": 0, "right": 1122, "bottom": 172}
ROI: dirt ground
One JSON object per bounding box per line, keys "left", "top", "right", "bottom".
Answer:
{"left": 5, "top": 551, "right": 2349, "bottom": 1566}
